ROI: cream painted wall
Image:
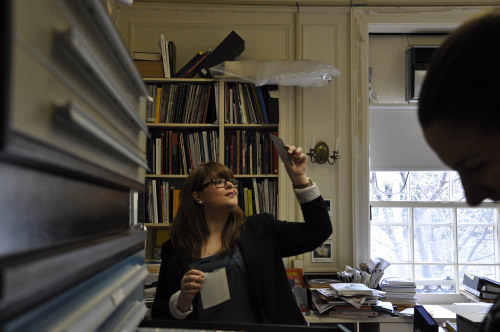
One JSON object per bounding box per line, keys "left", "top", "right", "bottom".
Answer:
{"left": 295, "top": 7, "right": 352, "bottom": 273}
{"left": 369, "top": 34, "right": 447, "bottom": 104}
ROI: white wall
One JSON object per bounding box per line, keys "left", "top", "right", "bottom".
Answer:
{"left": 369, "top": 34, "right": 447, "bottom": 104}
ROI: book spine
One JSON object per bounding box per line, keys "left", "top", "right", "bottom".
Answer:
{"left": 159, "top": 34, "right": 169, "bottom": 78}
{"left": 155, "top": 86, "right": 162, "bottom": 123}
{"left": 174, "top": 51, "right": 203, "bottom": 78}
{"left": 182, "top": 49, "right": 211, "bottom": 78}
{"left": 255, "top": 86, "right": 269, "bottom": 124}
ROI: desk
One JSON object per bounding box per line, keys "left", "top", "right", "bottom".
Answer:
{"left": 450, "top": 303, "right": 491, "bottom": 332}
{"left": 306, "top": 314, "right": 413, "bottom": 332}
{"left": 307, "top": 303, "right": 491, "bottom": 332}
{"left": 139, "top": 320, "right": 349, "bottom": 331}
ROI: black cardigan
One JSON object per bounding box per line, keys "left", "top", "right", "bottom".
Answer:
{"left": 151, "top": 195, "right": 332, "bottom": 325}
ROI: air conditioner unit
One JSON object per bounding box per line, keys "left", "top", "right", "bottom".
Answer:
{"left": 405, "top": 46, "right": 438, "bottom": 103}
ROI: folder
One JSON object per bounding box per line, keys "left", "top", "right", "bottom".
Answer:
{"left": 174, "top": 51, "right": 203, "bottom": 78}
{"left": 414, "top": 305, "right": 439, "bottom": 332}
{"left": 264, "top": 85, "right": 279, "bottom": 124}
{"left": 197, "top": 31, "right": 245, "bottom": 78}
{"left": 463, "top": 273, "right": 500, "bottom": 293}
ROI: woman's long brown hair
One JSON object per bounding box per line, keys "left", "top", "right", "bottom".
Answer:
{"left": 170, "top": 162, "right": 246, "bottom": 258}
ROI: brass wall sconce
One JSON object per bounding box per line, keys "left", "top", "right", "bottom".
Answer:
{"left": 306, "top": 140, "right": 341, "bottom": 165}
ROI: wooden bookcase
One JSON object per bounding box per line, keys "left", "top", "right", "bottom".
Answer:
{"left": 143, "top": 77, "right": 280, "bottom": 256}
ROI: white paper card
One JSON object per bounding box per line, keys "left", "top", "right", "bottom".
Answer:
{"left": 200, "top": 267, "right": 230, "bottom": 309}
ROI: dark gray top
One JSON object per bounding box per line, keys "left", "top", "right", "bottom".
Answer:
{"left": 188, "top": 244, "right": 258, "bottom": 323}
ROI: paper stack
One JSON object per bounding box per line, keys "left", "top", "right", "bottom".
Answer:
{"left": 380, "top": 279, "right": 418, "bottom": 309}
{"left": 337, "top": 257, "right": 390, "bottom": 288}
{"left": 311, "top": 283, "right": 394, "bottom": 318}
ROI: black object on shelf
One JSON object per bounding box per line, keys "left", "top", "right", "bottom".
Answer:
{"left": 197, "top": 31, "right": 245, "bottom": 78}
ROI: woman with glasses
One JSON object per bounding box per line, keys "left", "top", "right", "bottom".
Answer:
{"left": 151, "top": 144, "right": 332, "bottom": 325}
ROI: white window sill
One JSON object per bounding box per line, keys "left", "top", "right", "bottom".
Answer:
{"left": 416, "top": 293, "right": 469, "bottom": 305}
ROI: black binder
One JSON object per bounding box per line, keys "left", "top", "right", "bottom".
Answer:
{"left": 264, "top": 85, "right": 279, "bottom": 124}
{"left": 414, "top": 305, "right": 439, "bottom": 332}
{"left": 463, "top": 273, "right": 500, "bottom": 293}
{"left": 197, "top": 31, "right": 245, "bottom": 78}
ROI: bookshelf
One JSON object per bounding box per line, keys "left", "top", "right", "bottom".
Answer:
{"left": 143, "top": 77, "right": 280, "bottom": 229}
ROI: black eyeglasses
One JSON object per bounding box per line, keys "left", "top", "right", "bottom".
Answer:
{"left": 200, "top": 178, "right": 239, "bottom": 190}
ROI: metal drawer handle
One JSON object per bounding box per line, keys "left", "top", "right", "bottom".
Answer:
{"left": 55, "top": 102, "right": 149, "bottom": 170}
{"left": 79, "top": 0, "right": 148, "bottom": 97}
{"left": 55, "top": 27, "right": 149, "bottom": 135}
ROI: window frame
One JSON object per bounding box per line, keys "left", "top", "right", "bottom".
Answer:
{"left": 370, "top": 197, "right": 500, "bottom": 293}
{"left": 351, "top": 8, "right": 491, "bottom": 302}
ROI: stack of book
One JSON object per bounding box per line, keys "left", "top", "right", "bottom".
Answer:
{"left": 134, "top": 52, "right": 164, "bottom": 78}
{"left": 307, "top": 278, "right": 339, "bottom": 290}
{"left": 379, "top": 279, "right": 418, "bottom": 310}
{"left": 461, "top": 273, "right": 500, "bottom": 303}
{"left": 310, "top": 282, "right": 392, "bottom": 318}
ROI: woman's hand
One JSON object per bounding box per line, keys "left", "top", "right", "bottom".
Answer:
{"left": 177, "top": 269, "right": 205, "bottom": 312}
{"left": 284, "top": 145, "right": 309, "bottom": 186}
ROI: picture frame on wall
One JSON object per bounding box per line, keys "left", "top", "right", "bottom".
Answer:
{"left": 312, "top": 241, "right": 333, "bottom": 263}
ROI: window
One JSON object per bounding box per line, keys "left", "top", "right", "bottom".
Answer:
{"left": 370, "top": 170, "right": 500, "bottom": 293}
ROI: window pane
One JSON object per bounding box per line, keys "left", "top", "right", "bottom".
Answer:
{"left": 368, "top": 170, "right": 500, "bottom": 294}
{"left": 372, "top": 208, "right": 408, "bottom": 223}
{"left": 371, "top": 225, "right": 409, "bottom": 262}
{"left": 414, "top": 226, "right": 452, "bottom": 262}
{"left": 460, "top": 265, "right": 498, "bottom": 281}
{"left": 451, "top": 172, "right": 466, "bottom": 202}
{"left": 458, "top": 208, "right": 496, "bottom": 224}
{"left": 383, "top": 264, "right": 411, "bottom": 281}
{"left": 458, "top": 226, "right": 496, "bottom": 264}
{"left": 415, "top": 265, "right": 455, "bottom": 293}
{"left": 409, "top": 171, "right": 450, "bottom": 201}
{"left": 452, "top": 173, "right": 494, "bottom": 203}
{"left": 414, "top": 208, "right": 451, "bottom": 224}
{"left": 370, "top": 172, "right": 409, "bottom": 201}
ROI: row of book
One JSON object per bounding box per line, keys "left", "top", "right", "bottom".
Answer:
{"left": 146, "top": 177, "right": 278, "bottom": 224}
{"left": 148, "top": 130, "right": 219, "bottom": 175}
{"left": 146, "top": 83, "right": 216, "bottom": 124}
{"left": 237, "top": 178, "right": 278, "bottom": 219}
{"left": 146, "top": 82, "right": 279, "bottom": 125}
{"left": 220, "top": 82, "right": 279, "bottom": 124}
{"left": 224, "top": 130, "right": 279, "bottom": 175}
{"left": 146, "top": 179, "right": 180, "bottom": 224}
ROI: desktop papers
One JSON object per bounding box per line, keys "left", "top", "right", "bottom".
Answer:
{"left": 330, "top": 283, "right": 374, "bottom": 296}
{"left": 315, "top": 283, "right": 380, "bottom": 310}
{"left": 200, "top": 267, "right": 230, "bottom": 309}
